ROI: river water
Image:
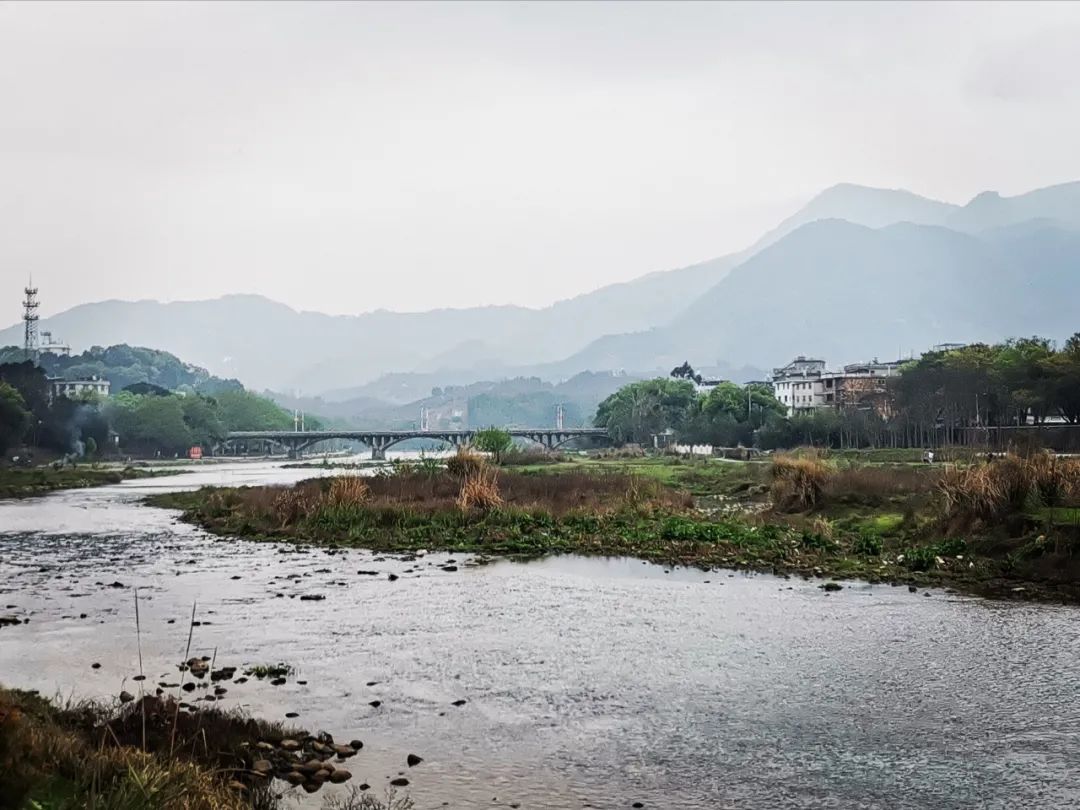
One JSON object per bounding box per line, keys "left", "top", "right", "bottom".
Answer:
{"left": 2, "top": 460, "right": 1079, "bottom": 809}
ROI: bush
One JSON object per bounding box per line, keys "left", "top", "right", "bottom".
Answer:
{"left": 446, "top": 447, "right": 487, "bottom": 478}
{"left": 851, "top": 528, "right": 883, "bottom": 556}
{"left": 770, "top": 455, "right": 829, "bottom": 512}
{"left": 457, "top": 467, "right": 503, "bottom": 512}
{"left": 939, "top": 452, "right": 1080, "bottom": 522}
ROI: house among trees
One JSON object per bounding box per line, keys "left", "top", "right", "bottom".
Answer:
{"left": 48, "top": 375, "right": 111, "bottom": 402}
{"left": 771, "top": 356, "right": 901, "bottom": 416}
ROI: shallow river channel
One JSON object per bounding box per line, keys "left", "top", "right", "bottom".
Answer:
{"left": 2, "top": 461, "right": 1079, "bottom": 809}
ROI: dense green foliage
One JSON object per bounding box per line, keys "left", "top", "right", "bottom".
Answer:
{"left": 891, "top": 335, "right": 1080, "bottom": 435}
{"left": 472, "top": 427, "right": 513, "bottom": 461}
{"left": 594, "top": 378, "right": 699, "bottom": 444}
{"left": 0, "top": 343, "right": 242, "bottom": 394}
{"left": 594, "top": 377, "right": 784, "bottom": 446}
{"left": 0, "top": 382, "right": 30, "bottom": 454}
{"left": 0, "top": 354, "right": 317, "bottom": 458}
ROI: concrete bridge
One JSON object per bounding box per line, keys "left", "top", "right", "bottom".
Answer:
{"left": 222, "top": 428, "right": 610, "bottom": 459}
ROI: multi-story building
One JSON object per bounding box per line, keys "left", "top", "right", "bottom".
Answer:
{"left": 772, "top": 357, "right": 902, "bottom": 416}
{"left": 771, "top": 357, "right": 827, "bottom": 414}
{"left": 49, "top": 376, "right": 111, "bottom": 401}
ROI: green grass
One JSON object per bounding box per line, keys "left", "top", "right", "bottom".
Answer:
{"left": 244, "top": 663, "right": 294, "bottom": 679}
{"left": 507, "top": 455, "right": 768, "bottom": 497}
{"left": 1028, "top": 506, "right": 1080, "bottom": 526}
{"left": 0, "top": 466, "right": 169, "bottom": 499}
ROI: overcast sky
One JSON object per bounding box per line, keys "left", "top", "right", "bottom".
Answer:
{"left": 2, "top": 1, "right": 1079, "bottom": 326}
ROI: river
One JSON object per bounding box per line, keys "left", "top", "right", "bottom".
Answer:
{"left": 2, "top": 460, "right": 1079, "bottom": 809}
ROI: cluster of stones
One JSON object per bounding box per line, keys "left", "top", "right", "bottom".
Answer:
{"left": 246, "top": 733, "right": 361, "bottom": 794}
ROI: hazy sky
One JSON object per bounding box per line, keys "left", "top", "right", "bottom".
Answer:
{"left": 2, "top": 1, "right": 1079, "bottom": 326}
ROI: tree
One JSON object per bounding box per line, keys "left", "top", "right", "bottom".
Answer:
{"left": 0, "top": 382, "right": 30, "bottom": 454}
{"left": 594, "top": 379, "right": 697, "bottom": 445}
{"left": 473, "top": 427, "right": 513, "bottom": 462}
{"left": 215, "top": 390, "right": 293, "bottom": 431}
{"left": 180, "top": 395, "right": 227, "bottom": 447}
{"left": 670, "top": 362, "right": 703, "bottom": 385}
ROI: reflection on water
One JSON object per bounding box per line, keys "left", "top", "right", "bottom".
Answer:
{"left": 2, "top": 460, "right": 1080, "bottom": 809}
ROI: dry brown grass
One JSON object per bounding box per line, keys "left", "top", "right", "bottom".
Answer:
{"left": 213, "top": 465, "right": 692, "bottom": 527}
{"left": 1, "top": 688, "right": 252, "bottom": 810}
{"left": 770, "top": 454, "right": 830, "bottom": 512}
{"left": 824, "top": 464, "right": 939, "bottom": 503}
{"left": 939, "top": 452, "right": 1080, "bottom": 521}
{"left": 457, "top": 467, "right": 503, "bottom": 511}
{"left": 445, "top": 446, "right": 487, "bottom": 478}
{"left": 324, "top": 475, "right": 370, "bottom": 507}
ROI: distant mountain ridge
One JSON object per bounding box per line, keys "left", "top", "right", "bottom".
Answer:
{"left": 2, "top": 179, "right": 1077, "bottom": 395}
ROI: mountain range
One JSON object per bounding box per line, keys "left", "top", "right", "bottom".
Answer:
{"left": 3, "top": 179, "right": 1078, "bottom": 398}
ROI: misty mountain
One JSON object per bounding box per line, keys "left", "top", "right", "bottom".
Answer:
{"left": 751, "top": 183, "right": 959, "bottom": 251}
{"left": 0, "top": 255, "right": 743, "bottom": 393}
{"left": 3, "top": 179, "right": 1076, "bottom": 394}
{"left": 563, "top": 217, "right": 1080, "bottom": 372}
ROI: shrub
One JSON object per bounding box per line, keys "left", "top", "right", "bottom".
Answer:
{"left": 770, "top": 455, "right": 829, "bottom": 512}
{"left": 939, "top": 452, "right": 1080, "bottom": 522}
{"left": 457, "top": 467, "right": 503, "bottom": 511}
{"left": 446, "top": 447, "right": 487, "bottom": 478}
{"left": 851, "top": 528, "right": 883, "bottom": 556}
{"left": 324, "top": 475, "right": 370, "bottom": 507}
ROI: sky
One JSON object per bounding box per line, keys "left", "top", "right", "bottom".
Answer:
{"left": 2, "top": 1, "right": 1079, "bottom": 326}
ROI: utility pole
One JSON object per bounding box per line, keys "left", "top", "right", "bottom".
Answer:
{"left": 23, "top": 280, "right": 40, "bottom": 361}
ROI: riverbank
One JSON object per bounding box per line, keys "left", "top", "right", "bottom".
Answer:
{"left": 0, "top": 465, "right": 174, "bottom": 499}
{"left": 0, "top": 684, "right": 404, "bottom": 809}
{"left": 147, "top": 454, "right": 1080, "bottom": 603}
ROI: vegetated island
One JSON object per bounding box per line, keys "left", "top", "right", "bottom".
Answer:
{"left": 0, "top": 465, "right": 173, "bottom": 500}
{"left": 148, "top": 447, "right": 1080, "bottom": 604}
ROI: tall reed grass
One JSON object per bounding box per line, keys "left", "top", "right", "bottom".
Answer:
{"left": 939, "top": 451, "right": 1080, "bottom": 521}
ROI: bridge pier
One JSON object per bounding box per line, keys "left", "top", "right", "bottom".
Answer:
{"left": 370, "top": 436, "right": 390, "bottom": 461}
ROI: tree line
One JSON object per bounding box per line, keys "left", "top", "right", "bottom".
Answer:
{"left": 0, "top": 359, "right": 318, "bottom": 459}
{"left": 595, "top": 336, "right": 1080, "bottom": 450}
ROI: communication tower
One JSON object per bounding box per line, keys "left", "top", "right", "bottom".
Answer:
{"left": 555, "top": 403, "right": 565, "bottom": 430}
{"left": 23, "top": 281, "right": 40, "bottom": 360}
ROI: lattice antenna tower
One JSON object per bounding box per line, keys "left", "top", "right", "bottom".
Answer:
{"left": 23, "top": 279, "right": 40, "bottom": 360}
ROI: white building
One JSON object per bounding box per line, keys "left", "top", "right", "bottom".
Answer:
{"left": 50, "top": 376, "right": 111, "bottom": 400}
{"left": 771, "top": 357, "right": 827, "bottom": 414}
{"left": 771, "top": 357, "right": 902, "bottom": 416}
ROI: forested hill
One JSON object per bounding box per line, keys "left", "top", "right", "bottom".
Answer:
{"left": 0, "top": 344, "right": 243, "bottom": 394}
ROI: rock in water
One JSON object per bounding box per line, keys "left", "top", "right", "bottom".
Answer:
{"left": 119, "top": 691, "right": 135, "bottom": 703}
{"left": 407, "top": 753, "right": 423, "bottom": 767}
{"left": 329, "top": 769, "right": 352, "bottom": 783}
{"left": 390, "top": 777, "right": 409, "bottom": 787}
